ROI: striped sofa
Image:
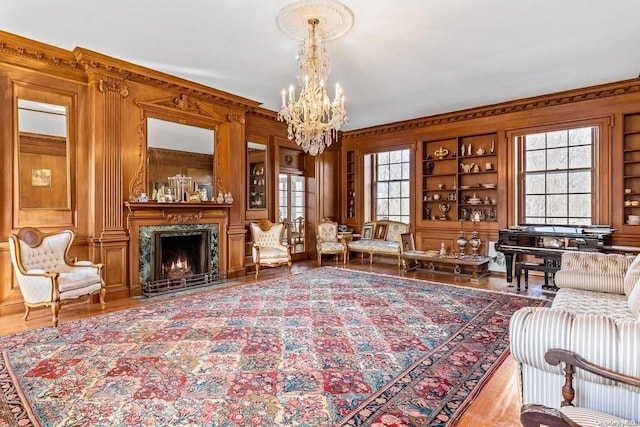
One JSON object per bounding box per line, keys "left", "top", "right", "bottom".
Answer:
{"left": 510, "top": 251, "right": 640, "bottom": 421}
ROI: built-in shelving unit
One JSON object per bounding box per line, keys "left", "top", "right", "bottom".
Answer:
{"left": 421, "top": 133, "right": 498, "bottom": 224}
{"left": 623, "top": 113, "right": 640, "bottom": 226}
{"left": 346, "top": 150, "right": 355, "bottom": 219}
{"left": 248, "top": 161, "right": 265, "bottom": 209}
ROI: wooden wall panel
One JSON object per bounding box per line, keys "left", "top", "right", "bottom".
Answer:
{"left": 341, "top": 78, "right": 640, "bottom": 249}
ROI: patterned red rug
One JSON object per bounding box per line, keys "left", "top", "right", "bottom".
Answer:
{"left": 0, "top": 267, "right": 545, "bottom": 426}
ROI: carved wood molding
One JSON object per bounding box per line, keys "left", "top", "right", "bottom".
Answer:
{"left": 136, "top": 95, "right": 224, "bottom": 128}
{"left": 0, "top": 34, "right": 84, "bottom": 76}
{"left": 343, "top": 78, "right": 640, "bottom": 139}
{"left": 227, "top": 111, "right": 246, "bottom": 124}
{"left": 128, "top": 116, "right": 146, "bottom": 199}
{"left": 73, "top": 48, "right": 260, "bottom": 110}
{"left": 163, "top": 211, "right": 204, "bottom": 224}
{"left": 98, "top": 79, "right": 129, "bottom": 98}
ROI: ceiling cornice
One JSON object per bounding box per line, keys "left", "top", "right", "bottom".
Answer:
{"left": 343, "top": 78, "right": 640, "bottom": 139}
{"left": 72, "top": 47, "right": 262, "bottom": 110}
{"left": 0, "top": 30, "right": 85, "bottom": 80}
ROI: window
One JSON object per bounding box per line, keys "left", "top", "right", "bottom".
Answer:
{"left": 366, "top": 149, "right": 411, "bottom": 223}
{"left": 517, "top": 126, "right": 596, "bottom": 225}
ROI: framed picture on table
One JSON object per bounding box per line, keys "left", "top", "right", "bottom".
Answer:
{"left": 400, "top": 232, "right": 418, "bottom": 270}
{"left": 400, "top": 232, "right": 415, "bottom": 252}
{"left": 374, "top": 224, "right": 388, "bottom": 240}
{"left": 361, "top": 224, "right": 374, "bottom": 240}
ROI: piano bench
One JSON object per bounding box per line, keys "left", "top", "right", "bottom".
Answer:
{"left": 515, "top": 261, "right": 559, "bottom": 291}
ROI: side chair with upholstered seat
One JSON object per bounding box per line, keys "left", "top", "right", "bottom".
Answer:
{"left": 316, "top": 218, "right": 348, "bottom": 265}
{"left": 8, "top": 227, "right": 106, "bottom": 327}
{"left": 249, "top": 219, "right": 292, "bottom": 278}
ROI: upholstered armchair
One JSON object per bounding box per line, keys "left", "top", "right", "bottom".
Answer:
{"left": 316, "top": 218, "right": 347, "bottom": 265}
{"left": 249, "top": 219, "right": 292, "bottom": 278}
{"left": 8, "top": 227, "right": 106, "bottom": 327}
{"left": 510, "top": 251, "right": 640, "bottom": 422}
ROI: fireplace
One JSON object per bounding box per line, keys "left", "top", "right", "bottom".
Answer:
{"left": 153, "top": 228, "right": 210, "bottom": 280}
{"left": 137, "top": 223, "right": 222, "bottom": 296}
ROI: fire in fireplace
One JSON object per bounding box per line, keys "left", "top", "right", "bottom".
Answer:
{"left": 149, "top": 230, "right": 213, "bottom": 296}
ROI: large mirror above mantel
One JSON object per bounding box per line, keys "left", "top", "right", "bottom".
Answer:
{"left": 129, "top": 95, "right": 224, "bottom": 202}
{"left": 147, "top": 118, "right": 215, "bottom": 202}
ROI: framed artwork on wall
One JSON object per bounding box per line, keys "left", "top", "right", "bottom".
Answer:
{"left": 31, "top": 168, "right": 51, "bottom": 187}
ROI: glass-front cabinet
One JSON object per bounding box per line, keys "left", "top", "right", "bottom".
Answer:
{"left": 247, "top": 142, "right": 267, "bottom": 210}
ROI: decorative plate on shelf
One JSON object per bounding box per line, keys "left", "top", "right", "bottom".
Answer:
{"left": 459, "top": 185, "right": 471, "bottom": 189}
{"left": 482, "top": 183, "right": 497, "bottom": 188}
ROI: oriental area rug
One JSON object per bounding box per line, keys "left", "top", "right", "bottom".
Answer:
{"left": 0, "top": 268, "right": 546, "bottom": 426}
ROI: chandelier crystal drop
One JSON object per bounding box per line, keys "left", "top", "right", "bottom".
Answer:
{"left": 278, "top": 18, "right": 348, "bottom": 156}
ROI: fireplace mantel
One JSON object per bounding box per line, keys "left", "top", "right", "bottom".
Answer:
{"left": 124, "top": 201, "right": 230, "bottom": 296}
{"left": 125, "top": 201, "right": 230, "bottom": 220}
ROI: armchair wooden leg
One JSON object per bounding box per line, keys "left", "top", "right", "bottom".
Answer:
{"left": 99, "top": 287, "right": 106, "bottom": 309}
{"left": 255, "top": 265, "right": 260, "bottom": 279}
{"left": 51, "top": 300, "right": 60, "bottom": 327}
{"left": 318, "top": 253, "right": 322, "bottom": 266}
{"left": 287, "top": 261, "right": 292, "bottom": 274}
{"left": 23, "top": 304, "right": 30, "bottom": 321}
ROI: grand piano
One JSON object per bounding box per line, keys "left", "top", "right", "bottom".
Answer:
{"left": 495, "top": 225, "right": 614, "bottom": 283}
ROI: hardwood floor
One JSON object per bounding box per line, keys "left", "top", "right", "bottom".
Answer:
{"left": 0, "top": 259, "right": 554, "bottom": 426}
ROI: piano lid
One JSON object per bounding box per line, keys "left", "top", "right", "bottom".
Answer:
{"left": 506, "top": 225, "right": 613, "bottom": 235}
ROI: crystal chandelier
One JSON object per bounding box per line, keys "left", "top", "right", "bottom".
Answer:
{"left": 278, "top": 18, "right": 348, "bottom": 156}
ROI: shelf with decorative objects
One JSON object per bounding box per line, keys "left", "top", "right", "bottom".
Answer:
{"left": 248, "top": 162, "right": 266, "bottom": 209}
{"left": 420, "top": 133, "right": 498, "bottom": 224}
{"left": 346, "top": 150, "right": 356, "bottom": 219}
{"left": 623, "top": 113, "right": 640, "bottom": 226}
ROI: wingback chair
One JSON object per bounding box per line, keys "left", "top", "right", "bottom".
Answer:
{"left": 316, "top": 218, "right": 347, "bottom": 265}
{"left": 8, "top": 227, "right": 106, "bottom": 327}
{"left": 249, "top": 219, "right": 292, "bottom": 278}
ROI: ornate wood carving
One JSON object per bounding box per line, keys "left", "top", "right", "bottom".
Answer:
{"left": 136, "top": 95, "right": 224, "bottom": 128}
{"left": 128, "top": 116, "right": 146, "bottom": 199}
{"left": 163, "top": 211, "right": 204, "bottom": 224}
{"left": 73, "top": 48, "right": 260, "bottom": 110}
{"left": 0, "top": 32, "right": 83, "bottom": 76}
{"left": 98, "top": 79, "right": 129, "bottom": 98}
{"left": 227, "top": 111, "right": 246, "bottom": 124}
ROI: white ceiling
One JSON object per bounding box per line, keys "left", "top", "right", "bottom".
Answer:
{"left": 2, "top": 0, "right": 640, "bottom": 131}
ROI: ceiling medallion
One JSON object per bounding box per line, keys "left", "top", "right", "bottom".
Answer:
{"left": 277, "top": 0, "right": 353, "bottom": 156}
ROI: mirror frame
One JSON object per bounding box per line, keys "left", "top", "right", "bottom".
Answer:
{"left": 14, "top": 83, "right": 74, "bottom": 216}
{"left": 129, "top": 95, "right": 224, "bottom": 200}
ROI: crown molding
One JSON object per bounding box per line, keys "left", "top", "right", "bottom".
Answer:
{"left": 0, "top": 31, "right": 262, "bottom": 110}
{"left": 73, "top": 47, "right": 261, "bottom": 110}
{"left": 0, "top": 30, "right": 85, "bottom": 80}
{"left": 342, "top": 78, "right": 640, "bottom": 139}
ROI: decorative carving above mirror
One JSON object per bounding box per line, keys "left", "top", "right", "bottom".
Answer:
{"left": 129, "top": 95, "right": 224, "bottom": 202}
